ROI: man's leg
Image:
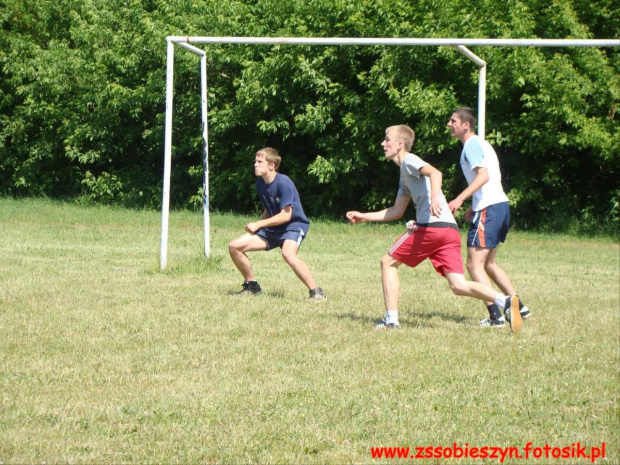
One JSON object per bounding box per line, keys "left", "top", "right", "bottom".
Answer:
{"left": 444, "top": 272, "right": 522, "bottom": 333}
{"left": 483, "top": 247, "right": 517, "bottom": 295}
{"left": 467, "top": 246, "right": 506, "bottom": 322}
{"left": 484, "top": 247, "right": 530, "bottom": 319}
{"left": 445, "top": 271, "right": 502, "bottom": 302}
{"left": 467, "top": 204, "right": 528, "bottom": 321}
{"left": 377, "top": 254, "right": 403, "bottom": 328}
{"left": 281, "top": 239, "right": 318, "bottom": 290}
{"left": 228, "top": 233, "right": 268, "bottom": 282}
{"left": 381, "top": 254, "right": 402, "bottom": 311}
{"left": 466, "top": 246, "right": 496, "bottom": 305}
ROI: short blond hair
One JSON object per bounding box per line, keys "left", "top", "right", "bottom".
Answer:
{"left": 255, "top": 147, "right": 281, "bottom": 171}
{"left": 386, "top": 125, "right": 415, "bottom": 151}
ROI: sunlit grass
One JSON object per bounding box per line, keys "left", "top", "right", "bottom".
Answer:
{"left": 0, "top": 198, "right": 618, "bottom": 464}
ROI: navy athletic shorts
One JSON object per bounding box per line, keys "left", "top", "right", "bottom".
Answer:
{"left": 256, "top": 227, "right": 307, "bottom": 251}
{"left": 467, "top": 201, "right": 510, "bottom": 249}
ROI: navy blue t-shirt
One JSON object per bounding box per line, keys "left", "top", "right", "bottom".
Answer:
{"left": 255, "top": 173, "right": 310, "bottom": 234}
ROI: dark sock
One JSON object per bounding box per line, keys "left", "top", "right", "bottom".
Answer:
{"left": 487, "top": 304, "right": 502, "bottom": 320}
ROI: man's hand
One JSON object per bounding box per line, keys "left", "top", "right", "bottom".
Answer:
{"left": 245, "top": 222, "right": 260, "bottom": 234}
{"left": 430, "top": 198, "right": 443, "bottom": 217}
{"left": 448, "top": 197, "right": 464, "bottom": 213}
{"left": 346, "top": 211, "right": 364, "bottom": 224}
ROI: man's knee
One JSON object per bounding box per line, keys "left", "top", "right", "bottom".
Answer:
{"left": 281, "top": 248, "right": 298, "bottom": 265}
{"left": 484, "top": 257, "right": 501, "bottom": 274}
{"left": 381, "top": 254, "right": 400, "bottom": 272}
{"left": 445, "top": 273, "right": 468, "bottom": 296}
{"left": 449, "top": 282, "right": 467, "bottom": 296}
{"left": 467, "top": 254, "right": 486, "bottom": 277}
{"left": 229, "top": 237, "right": 247, "bottom": 256}
{"left": 228, "top": 241, "right": 238, "bottom": 254}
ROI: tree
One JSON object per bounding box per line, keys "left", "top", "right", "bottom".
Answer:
{"left": 0, "top": 0, "right": 617, "bottom": 233}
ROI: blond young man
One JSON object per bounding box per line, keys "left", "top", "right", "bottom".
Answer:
{"left": 346, "top": 125, "right": 521, "bottom": 332}
{"left": 228, "top": 147, "right": 326, "bottom": 300}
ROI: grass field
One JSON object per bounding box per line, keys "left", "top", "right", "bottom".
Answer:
{"left": 1, "top": 198, "right": 618, "bottom": 464}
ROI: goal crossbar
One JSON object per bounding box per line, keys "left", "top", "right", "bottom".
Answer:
{"left": 160, "top": 36, "right": 619, "bottom": 270}
{"left": 168, "top": 36, "right": 619, "bottom": 47}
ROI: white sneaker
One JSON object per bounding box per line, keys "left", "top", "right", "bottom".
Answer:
{"left": 480, "top": 317, "right": 506, "bottom": 328}
{"left": 375, "top": 319, "right": 401, "bottom": 329}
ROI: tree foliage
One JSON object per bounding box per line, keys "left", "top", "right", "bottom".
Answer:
{"left": 1, "top": 0, "right": 618, "bottom": 233}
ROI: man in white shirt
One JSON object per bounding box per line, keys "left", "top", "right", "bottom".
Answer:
{"left": 447, "top": 107, "right": 530, "bottom": 329}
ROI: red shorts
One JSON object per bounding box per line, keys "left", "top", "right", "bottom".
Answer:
{"left": 389, "top": 226, "right": 464, "bottom": 276}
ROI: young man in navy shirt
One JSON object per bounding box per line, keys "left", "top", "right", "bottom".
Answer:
{"left": 229, "top": 147, "right": 326, "bottom": 301}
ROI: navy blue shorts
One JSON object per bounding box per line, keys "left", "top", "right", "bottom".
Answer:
{"left": 256, "top": 228, "right": 307, "bottom": 251}
{"left": 467, "top": 202, "right": 510, "bottom": 249}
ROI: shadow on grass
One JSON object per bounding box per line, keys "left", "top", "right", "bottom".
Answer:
{"left": 224, "top": 289, "right": 286, "bottom": 298}
{"left": 334, "top": 309, "right": 470, "bottom": 328}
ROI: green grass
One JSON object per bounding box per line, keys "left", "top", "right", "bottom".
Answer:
{"left": 1, "top": 197, "right": 618, "bottom": 464}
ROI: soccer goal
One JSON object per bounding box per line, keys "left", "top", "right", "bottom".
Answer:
{"left": 160, "top": 36, "right": 619, "bottom": 270}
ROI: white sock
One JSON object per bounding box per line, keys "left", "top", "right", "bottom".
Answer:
{"left": 494, "top": 295, "right": 509, "bottom": 310}
{"left": 386, "top": 310, "right": 399, "bottom": 324}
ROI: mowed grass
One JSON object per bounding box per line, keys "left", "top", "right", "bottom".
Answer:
{"left": 0, "top": 198, "right": 618, "bottom": 464}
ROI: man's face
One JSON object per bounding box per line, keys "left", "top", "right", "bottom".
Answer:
{"left": 447, "top": 112, "right": 469, "bottom": 140}
{"left": 381, "top": 130, "right": 403, "bottom": 160}
{"left": 254, "top": 155, "right": 272, "bottom": 177}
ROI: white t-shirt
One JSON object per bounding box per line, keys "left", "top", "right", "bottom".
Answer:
{"left": 397, "top": 153, "right": 457, "bottom": 225}
{"left": 460, "top": 135, "right": 509, "bottom": 211}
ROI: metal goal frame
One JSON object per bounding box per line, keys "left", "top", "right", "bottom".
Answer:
{"left": 160, "top": 36, "right": 619, "bottom": 270}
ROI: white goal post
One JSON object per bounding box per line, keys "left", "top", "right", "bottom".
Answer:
{"left": 160, "top": 36, "right": 619, "bottom": 270}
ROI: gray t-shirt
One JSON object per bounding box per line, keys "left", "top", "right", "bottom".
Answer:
{"left": 396, "top": 153, "right": 457, "bottom": 226}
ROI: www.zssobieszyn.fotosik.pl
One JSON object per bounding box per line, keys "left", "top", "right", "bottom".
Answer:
{"left": 371, "top": 442, "right": 607, "bottom": 463}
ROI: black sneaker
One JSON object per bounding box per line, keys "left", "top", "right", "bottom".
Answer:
{"left": 237, "top": 281, "right": 262, "bottom": 295}
{"left": 504, "top": 295, "right": 523, "bottom": 333}
{"left": 375, "top": 319, "right": 401, "bottom": 329}
{"left": 520, "top": 305, "right": 531, "bottom": 319}
{"left": 309, "top": 288, "right": 326, "bottom": 301}
{"left": 480, "top": 316, "right": 506, "bottom": 328}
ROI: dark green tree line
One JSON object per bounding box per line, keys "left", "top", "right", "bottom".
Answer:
{"left": 1, "top": 0, "right": 618, "bottom": 233}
